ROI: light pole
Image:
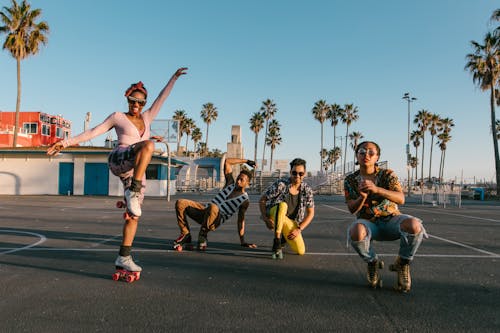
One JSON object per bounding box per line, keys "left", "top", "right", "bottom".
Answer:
{"left": 402, "top": 93, "right": 417, "bottom": 196}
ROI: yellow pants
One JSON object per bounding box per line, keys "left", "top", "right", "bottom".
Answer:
{"left": 269, "top": 202, "right": 306, "bottom": 255}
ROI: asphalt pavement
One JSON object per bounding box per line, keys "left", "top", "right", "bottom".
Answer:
{"left": 0, "top": 194, "right": 499, "bottom": 332}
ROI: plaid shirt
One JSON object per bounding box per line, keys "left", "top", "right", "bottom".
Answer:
{"left": 263, "top": 177, "right": 315, "bottom": 223}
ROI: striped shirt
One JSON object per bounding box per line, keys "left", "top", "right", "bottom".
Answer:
{"left": 211, "top": 183, "right": 249, "bottom": 222}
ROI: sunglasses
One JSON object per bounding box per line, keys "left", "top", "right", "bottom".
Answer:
{"left": 357, "top": 148, "right": 377, "bottom": 157}
{"left": 291, "top": 171, "right": 305, "bottom": 177}
{"left": 127, "top": 96, "right": 147, "bottom": 106}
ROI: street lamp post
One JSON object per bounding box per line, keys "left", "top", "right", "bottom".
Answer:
{"left": 402, "top": 93, "right": 417, "bottom": 196}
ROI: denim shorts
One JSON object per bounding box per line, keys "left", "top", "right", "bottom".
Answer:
{"left": 349, "top": 214, "right": 423, "bottom": 242}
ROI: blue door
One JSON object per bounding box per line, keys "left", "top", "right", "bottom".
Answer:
{"left": 84, "top": 163, "right": 109, "bottom": 195}
{"left": 58, "top": 162, "right": 74, "bottom": 195}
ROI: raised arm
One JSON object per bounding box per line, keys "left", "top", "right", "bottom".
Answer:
{"left": 146, "top": 67, "right": 188, "bottom": 120}
{"left": 224, "top": 157, "right": 256, "bottom": 175}
{"left": 47, "top": 113, "right": 116, "bottom": 156}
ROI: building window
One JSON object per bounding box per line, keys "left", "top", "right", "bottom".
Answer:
{"left": 23, "top": 123, "right": 38, "bottom": 134}
{"left": 56, "top": 127, "right": 64, "bottom": 138}
{"left": 42, "top": 124, "right": 51, "bottom": 136}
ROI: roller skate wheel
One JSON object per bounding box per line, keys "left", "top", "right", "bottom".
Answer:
{"left": 175, "top": 245, "right": 183, "bottom": 252}
{"left": 116, "top": 201, "right": 125, "bottom": 208}
{"left": 126, "top": 274, "right": 135, "bottom": 283}
{"left": 133, "top": 272, "right": 141, "bottom": 280}
{"left": 112, "top": 272, "right": 120, "bottom": 281}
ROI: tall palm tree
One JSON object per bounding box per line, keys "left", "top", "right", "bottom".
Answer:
{"left": 437, "top": 132, "right": 452, "bottom": 182}
{"left": 327, "top": 147, "right": 342, "bottom": 174}
{"left": 249, "top": 112, "right": 264, "bottom": 168}
{"left": 329, "top": 103, "right": 343, "bottom": 171}
{"left": 266, "top": 119, "right": 281, "bottom": 172}
{"left": 349, "top": 131, "right": 364, "bottom": 166}
{"left": 465, "top": 32, "right": 500, "bottom": 195}
{"left": 410, "top": 130, "right": 422, "bottom": 182}
{"left": 173, "top": 109, "right": 187, "bottom": 152}
{"left": 427, "top": 113, "right": 442, "bottom": 180}
{"left": 409, "top": 156, "right": 418, "bottom": 185}
{"left": 312, "top": 100, "right": 330, "bottom": 173}
{"left": 183, "top": 118, "right": 195, "bottom": 155}
{"left": 260, "top": 99, "right": 277, "bottom": 170}
{"left": 191, "top": 127, "right": 202, "bottom": 153}
{"left": 414, "top": 109, "right": 432, "bottom": 186}
{"left": 200, "top": 102, "right": 218, "bottom": 156}
{"left": 341, "top": 103, "right": 359, "bottom": 174}
{"left": 0, "top": 0, "right": 49, "bottom": 147}
{"left": 437, "top": 117, "right": 455, "bottom": 181}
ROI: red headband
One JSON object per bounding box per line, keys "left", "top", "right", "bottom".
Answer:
{"left": 124, "top": 81, "right": 148, "bottom": 98}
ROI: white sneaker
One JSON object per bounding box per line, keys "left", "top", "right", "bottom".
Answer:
{"left": 124, "top": 188, "right": 142, "bottom": 217}
{"left": 115, "top": 255, "right": 142, "bottom": 272}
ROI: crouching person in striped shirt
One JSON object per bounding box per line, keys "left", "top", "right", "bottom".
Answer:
{"left": 173, "top": 157, "right": 258, "bottom": 251}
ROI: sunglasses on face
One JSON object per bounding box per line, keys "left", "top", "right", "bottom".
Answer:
{"left": 291, "top": 171, "right": 305, "bottom": 177}
{"left": 127, "top": 96, "right": 147, "bottom": 106}
{"left": 357, "top": 148, "right": 377, "bottom": 157}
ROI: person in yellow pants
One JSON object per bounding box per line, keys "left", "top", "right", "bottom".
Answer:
{"left": 259, "top": 158, "right": 315, "bottom": 259}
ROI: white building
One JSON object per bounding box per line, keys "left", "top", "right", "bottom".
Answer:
{"left": 0, "top": 147, "right": 186, "bottom": 196}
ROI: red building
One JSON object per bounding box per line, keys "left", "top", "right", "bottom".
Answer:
{"left": 0, "top": 111, "right": 72, "bottom": 147}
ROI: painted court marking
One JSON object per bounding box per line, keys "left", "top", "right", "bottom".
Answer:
{"left": 0, "top": 230, "right": 47, "bottom": 255}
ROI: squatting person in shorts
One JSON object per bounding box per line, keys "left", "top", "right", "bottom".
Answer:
{"left": 173, "top": 157, "right": 258, "bottom": 251}
{"left": 344, "top": 140, "right": 426, "bottom": 292}
{"left": 47, "top": 67, "right": 187, "bottom": 272}
{"left": 259, "top": 158, "right": 315, "bottom": 259}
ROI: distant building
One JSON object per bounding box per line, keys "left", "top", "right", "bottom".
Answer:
{"left": 0, "top": 111, "right": 72, "bottom": 147}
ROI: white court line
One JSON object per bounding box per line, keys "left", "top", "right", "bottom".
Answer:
{"left": 320, "top": 204, "right": 500, "bottom": 257}
{"left": 404, "top": 206, "right": 500, "bottom": 223}
{"left": 0, "top": 230, "right": 47, "bottom": 255}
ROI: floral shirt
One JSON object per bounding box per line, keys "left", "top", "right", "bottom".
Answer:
{"left": 263, "top": 178, "right": 314, "bottom": 223}
{"left": 344, "top": 167, "right": 402, "bottom": 221}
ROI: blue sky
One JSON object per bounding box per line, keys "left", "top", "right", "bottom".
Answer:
{"left": 0, "top": 0, "right": 499, "bottom": 183}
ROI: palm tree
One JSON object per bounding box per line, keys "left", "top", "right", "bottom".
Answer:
{"left": 409, "top": 156, "right": 418, "bottom": 185}
{"left": 173, "top": 109, "right": 187, "bottom": 152}
{"left": 465, "top": 32, "right": 500, "bottom": 195}
{"left": 349, "top": 131, "right": 364, "bottom": 166}
{"left": 200, "top": 102, "right": 218, "bottom": 156}
{"left": 266, "top": 119, "right": 281, "bottom": 172}
{"left": 496, "top": 119, "right": 500, "bottom": 140}
{"left": 327, "top": 147, "right": 342, "bottom": 174}
{"left": 437, "top": 117, "right": 455, "bottom": 181}
{"left": 191, "top": 127, "right": 202, "bottom": 153}
{"left": 414, "top": 109, "right": 432, "bottom": 186}
{"left": 249, "top": 112, "right": 264, "bottom": 168}
{"left": 183, "top": 118, "right": 195, "bottom": 155}
{"left": 312, "top": 100, "right": 330, "bottom": 173}
{"left": 260, "top": 99, "right": 277, "bottom": 170}
{"left": 341, "top": 103, "right": 359, "bottom": 174}
{"left": 410, "top": 130, "right": 422, "bottom": 182}
{"left": 329, "top": 103, "right": 343, "bottom": 171}
{"left": 0, "top": 0, "right": 49, "bottom": 147}
{"left": 437, "top": 131, "right": 452, "bottom": 182}
{"left": 427, "top": 113, "right": 442, "bottom": 180}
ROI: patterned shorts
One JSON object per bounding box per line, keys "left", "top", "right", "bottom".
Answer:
{"left": 108, "top": 144, "right": 145, "bottom": 203}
